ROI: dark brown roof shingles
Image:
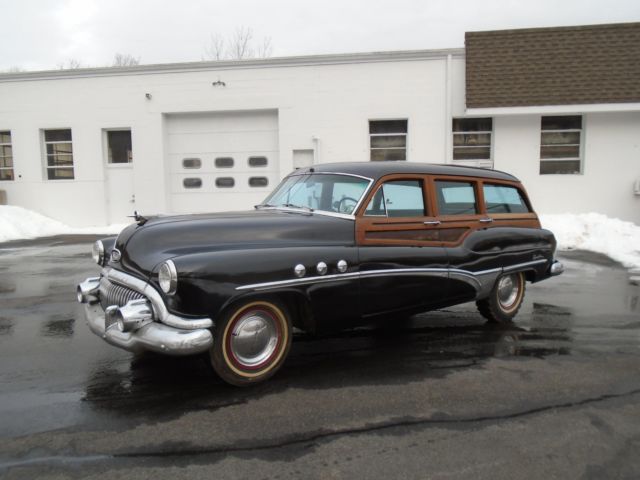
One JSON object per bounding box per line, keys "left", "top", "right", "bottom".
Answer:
{"left": 465, "top": 22, "right": 640, "bottom": 108}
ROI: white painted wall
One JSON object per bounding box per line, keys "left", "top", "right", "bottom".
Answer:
{"left": 0, "top": 54, "right": 455, "bottom": 226}
{"left": 493, "top": 112, "right": 640, "bottom": 224}
{"left": 0, "top": 51, "right": 639, "bottom": 227}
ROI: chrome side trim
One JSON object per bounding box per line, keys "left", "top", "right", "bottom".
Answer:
{"left": 288, "top": 171, "right": 374, "bottom": 182}
{"left": 106, "top": 268, "right": 213, "bottom": 330}
{"left": 258, "top": 206, "right": 356, "bottom": 221}
{"left": 236, "top": 260, "right": 549, "bottom": 298}
{"left": 502, "top": 259, "right": 548, "bottom": 272}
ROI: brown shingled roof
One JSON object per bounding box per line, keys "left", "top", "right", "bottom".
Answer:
{"left": 465, "top": 22, "right": 640, "bottom": 108}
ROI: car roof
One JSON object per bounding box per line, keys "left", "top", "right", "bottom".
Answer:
{"left": 294, "top": 161, "right": 520, "bottom": 182}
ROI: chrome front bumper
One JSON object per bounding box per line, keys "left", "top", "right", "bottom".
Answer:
{"left": 78, "top": 268, "right": 213, "bottom": 356}
{"left": 84, "top": 303, "right": 213, "bottom": 355}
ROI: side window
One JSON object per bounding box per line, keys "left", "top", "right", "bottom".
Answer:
{"left": 483, "top": 184, "right": 530, "bottom": 213}
{"left": 365, "top": 180, "right": 425, "bottom": 218}
{"left": 435, "top": 181, "right": 478, "bottom": 215}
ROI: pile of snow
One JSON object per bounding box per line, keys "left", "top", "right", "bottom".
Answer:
{"left": 540, "top": 213, "right": 640, "bottom": 270}
{"left": 0, "top": 205, "right": 127, "bottom": 243}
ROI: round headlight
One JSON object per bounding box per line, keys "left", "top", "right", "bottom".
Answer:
{"left": 158, "top": 260, "right": 178, "bottom": 295}
{"left": 92, "top": 240, "right": 104, "bottom": 265}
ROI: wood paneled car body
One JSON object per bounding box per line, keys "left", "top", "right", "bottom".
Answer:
{"left": 78, "top": 162, "right": 563, "bottom": 385}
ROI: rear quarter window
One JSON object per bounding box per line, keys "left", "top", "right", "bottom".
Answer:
{"left": 483, "top": 184, "right": 530, "bottom": 214}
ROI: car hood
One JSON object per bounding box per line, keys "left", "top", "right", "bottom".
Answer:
{"left": 111, "top": 209, "right": 355, "bottom": 279}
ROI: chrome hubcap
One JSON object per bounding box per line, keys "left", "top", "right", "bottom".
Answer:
{"left": 497, "top": 274, "right": 519, "bottom": 309}
{"left": 230, "top": 311, "right": 279, "bottom": 367}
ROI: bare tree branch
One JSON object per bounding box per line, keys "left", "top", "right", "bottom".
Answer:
{"left": 204, "top": 33, "right": 226, "bottom": 61}
{"left": 3, "top": 66, "right": 25, "bottom": 73}
{"left": 57, "top": 58, "right": 83, "bottom": 70}
{"left": 202, "top": 27, "right": 274, "bottom": 61}
{"left": 230, "top": 26, "right": 254, "bottom": 59}
{"left": 112, "top": 53, "right": 140, "bottom": 67}
{"left": 257, "top": 36, "right": 273, "bottom": 58}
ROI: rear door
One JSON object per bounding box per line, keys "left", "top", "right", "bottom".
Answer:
{"left": 355, "top": 175, "right": 449, "bottom": 318}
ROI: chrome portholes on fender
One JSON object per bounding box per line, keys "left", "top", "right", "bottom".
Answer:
{"left": 316, "top": 261, "right": 328, "bottom": 275}
{"left": 294, "top": 264, "right": 306, "bottom": 278}
{"left": 210, "top": 300, "right": 292, "bottom": 386}
{"left": 337, "top": 259, "right": 348, "bottom": 273}
{"left": 476, "top": 271, "right": 526, "bottom": 324}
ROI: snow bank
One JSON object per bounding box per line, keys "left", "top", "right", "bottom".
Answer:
{"left": 540, "top": 213, "right": 640, "bottom": 270}
{"left": 0, "top": 205, "right": 127, "bottom": 243}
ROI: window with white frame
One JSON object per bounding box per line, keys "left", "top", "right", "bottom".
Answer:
{"left": 0, "top": 131, "right": 14, "bottom": 181}
{"left": 107, "top": 130, "right": 132, "bottom": 164}
{"left": 452, "top": 118, "right": 492, "bottom": 166}
{"left": 540, "top": 116, "right": 582, "bottom": 174}
{"left": 43, "top": 129, "right": 74, "bottom": 180}
{"left": 369, "top": 119, "right": 407, "bottom": 161}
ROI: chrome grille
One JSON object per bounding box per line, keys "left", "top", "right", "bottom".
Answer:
{"left": 99, "top": 276, "right": 145, "bottom": 310}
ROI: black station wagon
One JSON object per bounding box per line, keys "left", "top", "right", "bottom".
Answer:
{"left": 77, "top": 162, "right": 563, "bottom": 385}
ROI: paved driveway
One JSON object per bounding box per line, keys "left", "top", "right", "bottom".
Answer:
{"left": 1, "top": 237, "right": 639, "bottom": 479}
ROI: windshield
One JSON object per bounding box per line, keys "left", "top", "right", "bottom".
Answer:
{"left": 260, "top": 174, "right": 370, "bottom": 215}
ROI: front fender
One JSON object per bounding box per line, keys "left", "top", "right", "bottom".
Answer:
{"left": 160, "top": 246, "right": 357, "bottom": 322}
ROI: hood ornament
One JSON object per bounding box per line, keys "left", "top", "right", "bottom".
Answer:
{"left": 128, "top": 210, "right": 148, "bottom": 226}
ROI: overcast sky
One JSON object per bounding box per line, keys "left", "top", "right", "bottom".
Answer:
{"left": 1, "top": 0, "right": 639, "bottom": 71}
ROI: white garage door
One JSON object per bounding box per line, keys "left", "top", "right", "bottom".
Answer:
{"left": 166, "top": 110, "right": 279, "bottom": 214}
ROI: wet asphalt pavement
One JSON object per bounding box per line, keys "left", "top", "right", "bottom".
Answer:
{"left": 0, "top": 237, "right": 639, "bottom": 479}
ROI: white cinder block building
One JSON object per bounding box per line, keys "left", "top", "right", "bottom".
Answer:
{"left": 0, "top": 22, "right": 638, "bottom": 226}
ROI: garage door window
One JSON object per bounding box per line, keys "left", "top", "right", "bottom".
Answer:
{"left": 183, "top": 158, "right": 201, "bottom": 169}
{"left": 43, "top": 129, "right": 74, "bottom": 180}
{"left": 0, "top": 131, "right": 14, "bottom": 181}
{"left": 183, "top": 178, "right": 202, "bottom": 189}
{"left": 249, "top": 177, "right": 269, "bottom": 187}
{"left": 216, "top": 177, "right": 235, "bottom": 188}
{"left": 215, "top": 157, "right": 234, "bottom": 168}
{"left": 248, "top": 156, "right": 268, "bottom": 167}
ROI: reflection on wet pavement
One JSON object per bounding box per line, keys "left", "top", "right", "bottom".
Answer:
{"left": 0, "top": 242, "right": 638, "bottom": 439}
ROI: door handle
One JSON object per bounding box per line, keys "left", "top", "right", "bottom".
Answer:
{"left": 423, "top": 220, "right": 441, "bottom": 225}
{"left": 479, "top": 218, "right": 493, "bottom": 223}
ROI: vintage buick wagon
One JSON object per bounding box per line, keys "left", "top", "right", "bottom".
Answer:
{"left": 77, "top": 162, "right": 563, "bottom": 385}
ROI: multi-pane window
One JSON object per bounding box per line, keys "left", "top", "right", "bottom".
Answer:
{"left": 540, "top": 116, "right": 582, "bottom": 175}
{"left": 44, "top": 129, "right": 74, "bottom": 180}
{"left": 369, "top": 120, "right": 408, "bottom": 161}
{"left": 452, "top": 118, "right": 492, "bottom": 164}
{"left": 0, "top": 131, "right": 14, "bottom": 181}
{"left": 107, "top": 130, "right": 132, "bottom": 164}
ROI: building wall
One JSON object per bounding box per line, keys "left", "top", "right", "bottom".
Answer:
{"left": 493, "top": 112, "right": 640, "bottom": 223}
{"left": 1, "top": 52, "right": 639, "bottom": 226}
{"left": 0, "top": 55, "right": 458, "bottom": 226}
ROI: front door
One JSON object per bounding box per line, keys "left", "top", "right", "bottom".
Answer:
{"left": 104, "top": 129, "right": 135, "bottom": 224}
{"left": 356, "top": 175, "right": 449, "bottom": 318}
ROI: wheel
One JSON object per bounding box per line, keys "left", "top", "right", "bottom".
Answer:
{"left": 209, "top": 299, "right": 292, "bottom": 386}
{"left": 476, "top": 272, "right": 526, "bottom": 324}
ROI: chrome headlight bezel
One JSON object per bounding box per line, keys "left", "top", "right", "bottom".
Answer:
{"left": 158, "top": 260, "right": 178, "bottom": 295}
{"left": 92, "top": 240, "right": 104, "bottom": 265}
